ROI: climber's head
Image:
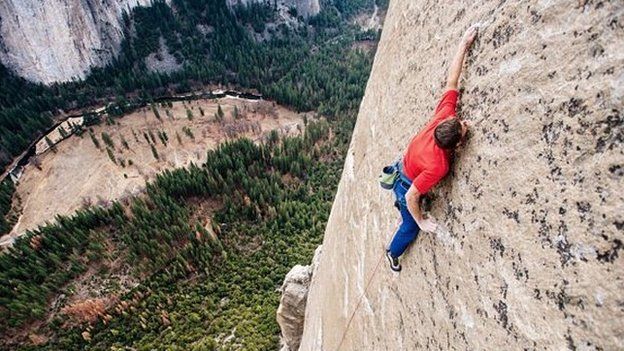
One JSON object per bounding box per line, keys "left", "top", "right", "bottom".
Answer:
{"left": 434, "top": 117, "right": 468, "bottom": 149}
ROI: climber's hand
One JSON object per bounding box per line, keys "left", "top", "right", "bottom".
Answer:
{"left": 417, "top": 217, "right": 438, "bottom": 233}
{"left": 462, "top": 25, "right": 478, "bottom": 49}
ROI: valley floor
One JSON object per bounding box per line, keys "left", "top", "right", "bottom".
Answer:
{"left": 3, "top": 97, "right": 307, "bottom": 242}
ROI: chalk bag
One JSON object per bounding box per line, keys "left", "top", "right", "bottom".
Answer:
{"left": 379, "top": 165, "right": 398, "bottom": 190}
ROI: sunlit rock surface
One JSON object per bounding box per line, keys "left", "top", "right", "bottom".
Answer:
{"left": 226, "top": 0, "right": 320, "bottom": 18}
{"left": 0, "top": 0, "right": 161, "bottom": 84}
{"left": 300, "top": 1, "right": 623, "bottom": 350}
{"left": 277, "top": 245, "right": 321, "bottom": 351}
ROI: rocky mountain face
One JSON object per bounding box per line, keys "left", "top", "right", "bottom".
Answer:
{"left": 277, "top": 246, "right": 322, "bottom": 351}
{"left": 226, "top": 0, "right": 320, "bottom": 18}
{"left": 0, "top": 0, "right": 160, "bottom": 84}
{"left": 298, "top": 0, "right": 623, "bottom": 350}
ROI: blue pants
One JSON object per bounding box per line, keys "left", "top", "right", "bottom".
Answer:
{"left": 388, "top": 170, "right": 421, "bottom": 258}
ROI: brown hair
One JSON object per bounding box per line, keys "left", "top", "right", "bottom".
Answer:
{"left": 434, "top": 118, "right": 462, "bottom": 149}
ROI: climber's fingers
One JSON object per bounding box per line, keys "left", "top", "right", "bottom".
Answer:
{"left": 418, "top": 217, "right": 438, "bottom": 233}
{"left": 462, "top": 25, "right": 479, "bottom": 47}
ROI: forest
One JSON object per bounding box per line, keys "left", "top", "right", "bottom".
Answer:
{"left": 0, "top": 0, "right": 383, "bottom": 349}
{"left": 2, "top": 119, "right": 349, "bottom": 350}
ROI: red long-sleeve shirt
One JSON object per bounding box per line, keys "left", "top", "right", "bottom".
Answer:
{"left": 402, "top": 89, "right": 458, "bottom": 194}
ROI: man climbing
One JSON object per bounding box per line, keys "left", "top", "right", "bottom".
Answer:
{"left": 386, "top": 26, "right": 478, "bottom": 272}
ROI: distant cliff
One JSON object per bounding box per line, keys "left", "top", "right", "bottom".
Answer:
{"left": 0, "top": 0, "right": 319, "bottom": 84}
{"left": 299, "top": 0, "right": 623, "bottom": 350}
{"left": 0, "top": 0, "right": 160, "bottom": 84}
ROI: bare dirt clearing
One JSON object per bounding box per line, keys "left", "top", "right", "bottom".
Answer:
{"left": 4, "top": 97, "right": 306, "bottom": 241}
{"left": 352, "top": 4, "right": 383, "bottom": 32}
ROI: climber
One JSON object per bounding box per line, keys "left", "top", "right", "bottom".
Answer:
{"left": 385, "top": 26, "right": 478, "bottom": 272}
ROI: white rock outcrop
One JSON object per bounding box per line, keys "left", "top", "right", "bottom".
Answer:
{"left": 277, "top": 245, "right": 322, "bottom": 351}
{"left": 0, "top": 0, "right": 162, "bottom": 84}
{"left": 226, "top": 0, "right": 320, "bottom": 18}
{"left": 300, "top": 1, "right": 623, "bottom": 350}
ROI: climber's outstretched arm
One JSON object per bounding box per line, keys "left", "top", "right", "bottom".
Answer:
{"left": 445, "top": 25, "right": 478, "bottom": 91}
{"left": 405, "top": 184, "right": 437, "bottom": 233}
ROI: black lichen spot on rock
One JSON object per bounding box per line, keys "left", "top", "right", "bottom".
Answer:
{"left": 491, "top": 24, "right": 515, "bottom": 49}
{"left": 565, "top": 329, "right": 577, "bottom": 351}
{"left": 596, "top": 186, "right": 608, "bottom": 204}
{"left": 493, "top": 300, "right": 509, "bottom": 329}
{"left": 550, "top": 165, "right": 563, "bottom": 179}
{"left": 562, "top": 136, "right": 573, "bottom": 157}
{"left": 572, "top": 171, "right": 585, "bottom": 185}
{"left": 470, "top": 184, "right": 483, "bottom": 199}
{"left": 614, "top": 221, "right": 624, "bottom": 231}
{"left": 537, "top": 214, "right": 553, "bottom": 246}
{"left": 547, "top": 280, "right": 570, "bottom": 311}
{"left": 608, "top": 164, "right": 623, "bottom": 177}
{"left": 525, "top": 188, "right": 539, "bottom": 205}
{"left": 452, "top": 8, "right": 465, "bottom": 23}
{"left": 561, "top": 98, "right": 588, "bottom": 118}
{"left": 529, "top": 9, "right": 541, "bottom": 24}
{"left": 556, "top": 221, "right": 572, "bottom": 266}
{"left": 502, "top": 207, "right": 520, "bottom": 223}
{"left": 511, "top": 252, "right": 529, "bottom": 283}
{"left": 595, "top": 110, "right": 623, "bottom": 153}
{"left": 490, "top": 238, "right": 505, "bottom": 258}
{"left": 512, "top": 259, "right": 529, "bottom": 282}
{"left": 596, "top": 239, "right": 623, "bottom": 263}
{"left": 576, "top": 201, "right": 591, "bottom": 222}
{"left": 501, "top": 120, "right": 509, "bottom": 133}
{"left": 475, "top": 65, "right": 489, "bottom": 76}
{"left": 500, "top": 281, "right": 508, "bottom": 299}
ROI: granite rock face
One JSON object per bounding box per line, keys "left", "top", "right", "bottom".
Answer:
{"left": 226, "top": 0, "right": 320, "bottom": 18}
{"left": 300, "top": 1, "right": 623, "bottom": 350}
{"left": 277, "top": 245, "right": 322, "bottom": 351}
{"left": 0, "top": 0, "right": 161, "bottom": 84}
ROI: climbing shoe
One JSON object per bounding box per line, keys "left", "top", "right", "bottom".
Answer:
{"left": 385, "top": 250, "right": 401, "bottom": 272}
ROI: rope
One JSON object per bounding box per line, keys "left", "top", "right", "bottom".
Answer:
{"left": 334, "top": 251, "right": 386, "bottom": 351}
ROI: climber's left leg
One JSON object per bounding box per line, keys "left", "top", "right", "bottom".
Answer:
{"left": 387, "top": 178, "right": 421, "bottom": 261}
{"left": 388, "top": 201, "right": 420, "bottom": 258}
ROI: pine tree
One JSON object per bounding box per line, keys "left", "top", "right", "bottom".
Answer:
{"left": 217, "top": 105, "right": 224, "bottom": 121}
{"left": 150, "top": 144, "right": 159, "bottom": 160}
{"left": 151, "top": 104, "right": 161, "bottom": 120}
{"left": 89, "top": 130, "right": 101, "bottom": 149}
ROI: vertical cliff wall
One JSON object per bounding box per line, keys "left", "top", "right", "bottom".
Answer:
{"left": 300, "top": 1, "right": 623, "bottom": 350}
{"left": 0, "top": 0, "right": 159, "bottom": 84}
